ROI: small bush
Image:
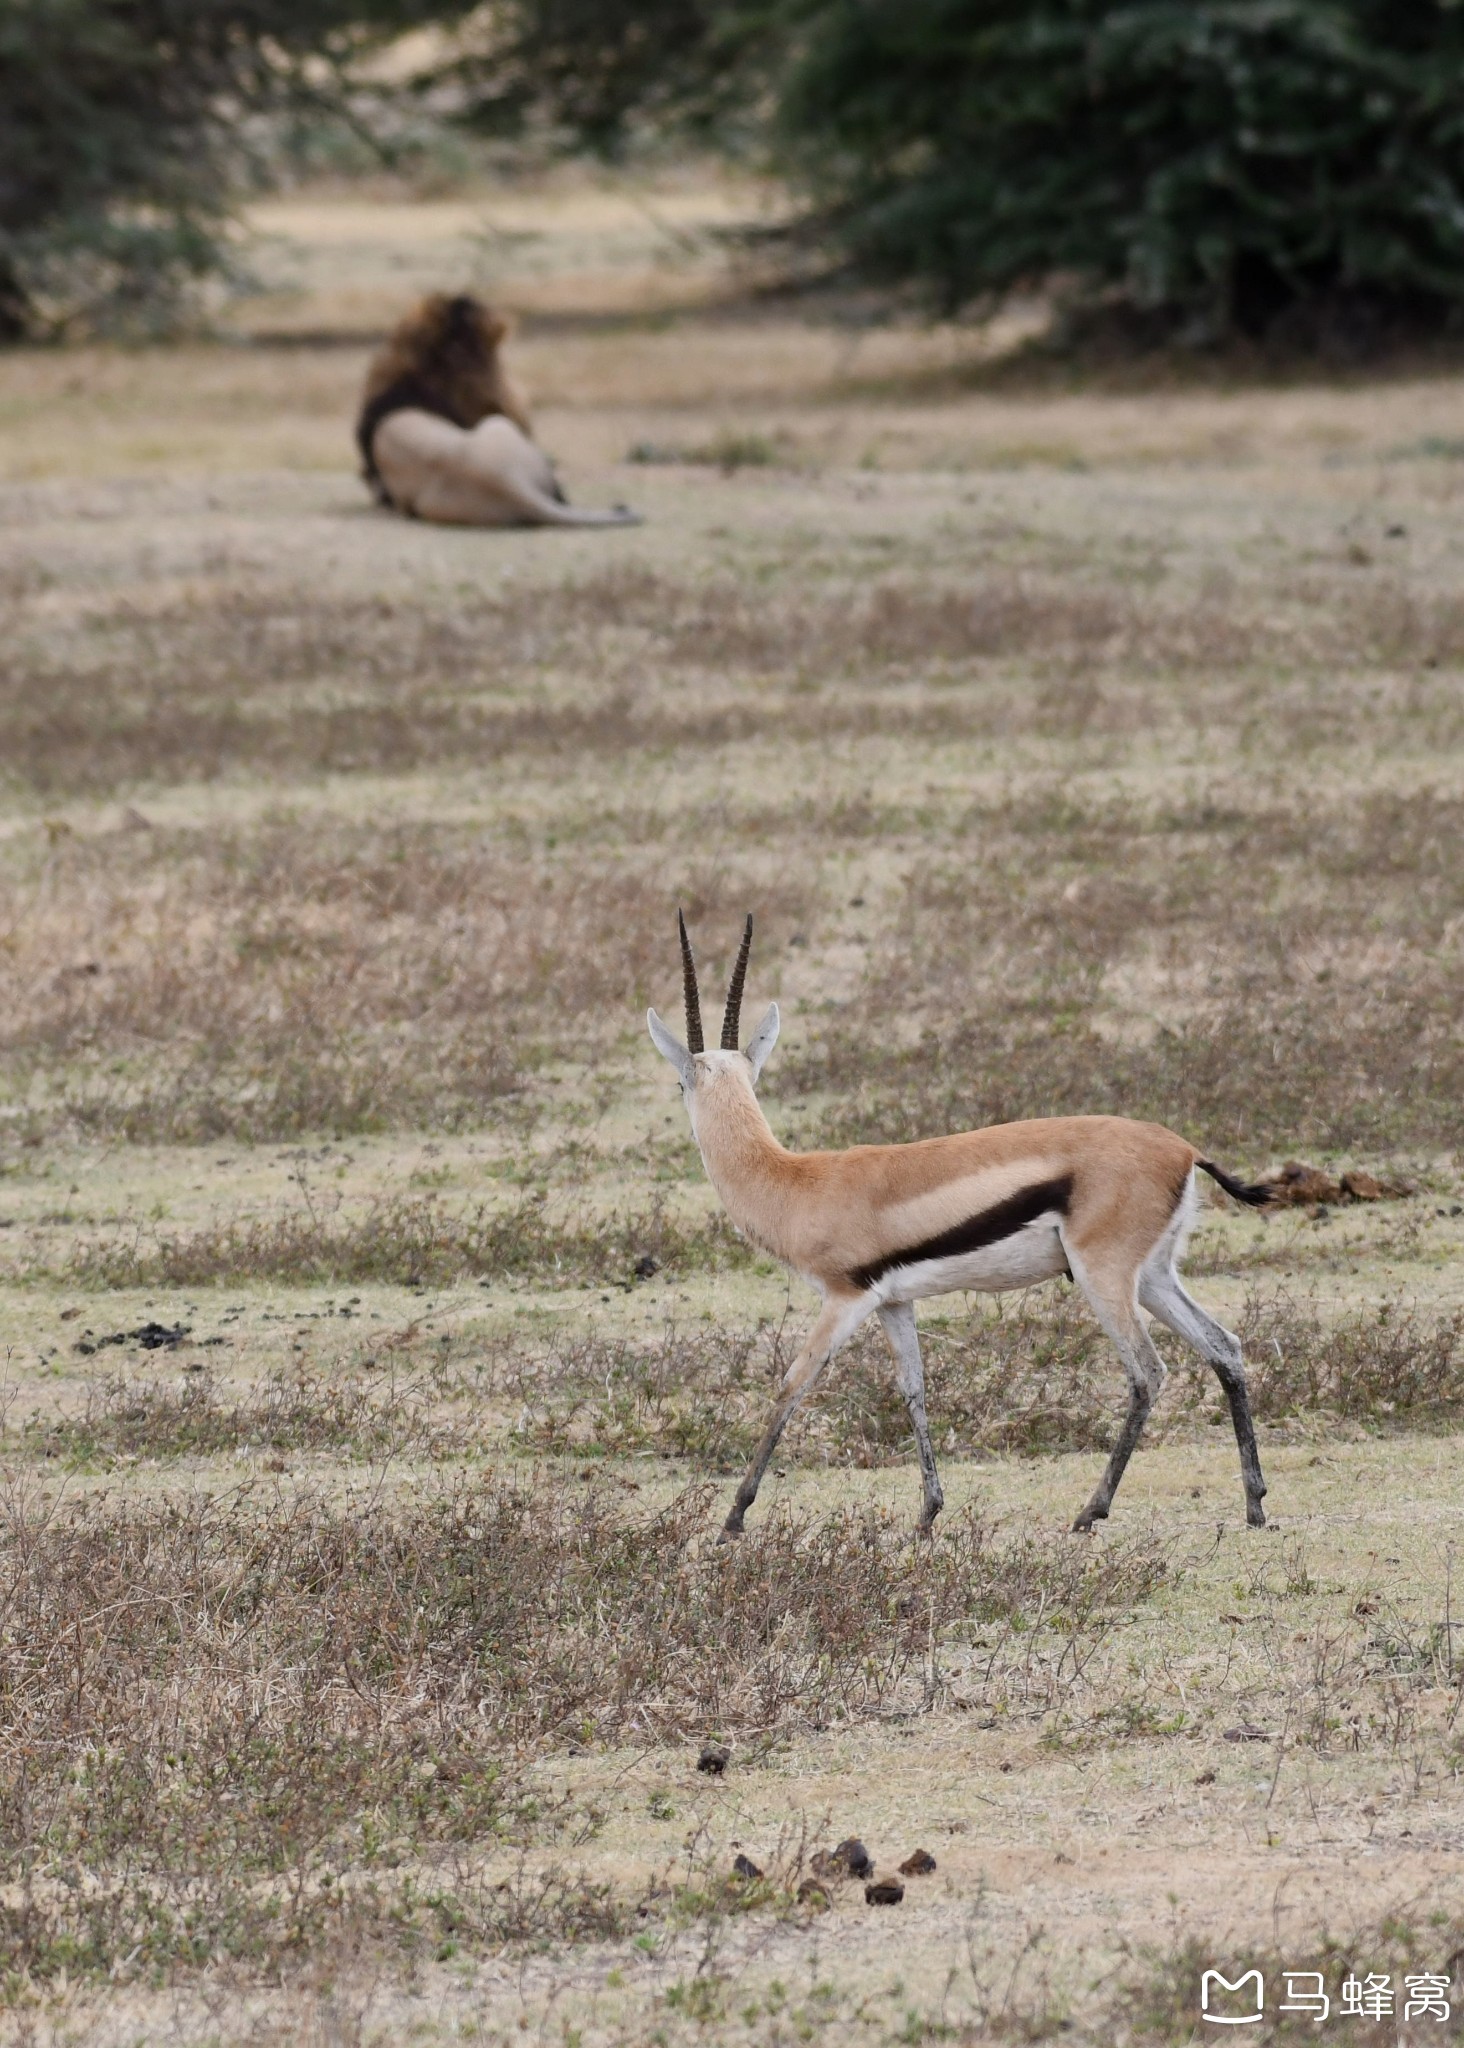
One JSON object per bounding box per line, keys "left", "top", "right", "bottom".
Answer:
{"left": 1241, "top": 1294, "right": 1464, "bottom": 1427}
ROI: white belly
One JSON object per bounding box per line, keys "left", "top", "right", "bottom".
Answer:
{"left": 877, "top": 1221, "right": 1069, "bottom": 1303}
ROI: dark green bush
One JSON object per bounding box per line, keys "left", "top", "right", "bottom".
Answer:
{"left": 437, "top": 0, "right": 1464, "bottom": 341}
{"left": 774, "top": 0, "right": 1464, "bottom": 337}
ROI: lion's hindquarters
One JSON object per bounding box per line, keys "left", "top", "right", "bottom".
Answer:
{"left": 373, "top": 412, "right": 638, "bottom": 529}
{"left": 370, "top": 412, "right": 500, "bottom": 526}
{"left": 460, "top": 418, "right": 642, "bottom": 527}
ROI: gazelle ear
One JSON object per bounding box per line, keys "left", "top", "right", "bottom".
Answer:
{"left": 648, "top": 1008, "right": 695, "bottom": 1087}
{"left": 744, "top": 1001, "right": 780, "bottom": 1080}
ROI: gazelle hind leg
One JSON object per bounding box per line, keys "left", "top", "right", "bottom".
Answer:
{"left": 877, "top": 1301, "right": 945, "bottom": 1536}
{"left": 722, "top": 1293, "right": 874, "bottom": 1540}
{"left": 1065, "top": 1236, "right": 1167, "bottom": 1534}
{"left": 1140, "top": 1261, "right": 1267, "bottom": 1526}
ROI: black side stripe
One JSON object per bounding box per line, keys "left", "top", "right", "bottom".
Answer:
{"left": 850, "top": 1174, "right": 1074, "bottom": 1294}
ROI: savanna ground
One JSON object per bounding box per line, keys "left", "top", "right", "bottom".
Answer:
{"left": 2, "top": 163, "right": 1464, "bottom": 2045}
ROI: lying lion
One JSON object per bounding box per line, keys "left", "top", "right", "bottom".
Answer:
{"left": 355, "top": 293, "right": 641, "bottom": 529}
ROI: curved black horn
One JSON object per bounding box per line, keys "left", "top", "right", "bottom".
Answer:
{"left": 678, "top": 910, "right": 704, "bottom": 1054}
{"left": 721, "top": 914, "right": 754, "bottom": 1050}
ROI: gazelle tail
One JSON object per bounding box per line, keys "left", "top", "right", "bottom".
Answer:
{"left": 1197, "top": 1159, "right": 1273, "bottom": 1209}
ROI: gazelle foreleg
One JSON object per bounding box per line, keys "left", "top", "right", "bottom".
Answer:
{"left": 1139, "top": 1264, "right": 1267, "bottom": 1526}
{"left": 1067, "top": 1243, "right": 1167, "bottom": 1534}
{"left": 878, "top": 1301, "right": 945, "bottom": 1536}
{"left": 722, "top": 1291, "right": 873, "bottom": 1541}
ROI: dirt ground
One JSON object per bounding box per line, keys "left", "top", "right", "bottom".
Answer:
{"left": 1, "top": 167, "right": 1463, "bottom": 2046}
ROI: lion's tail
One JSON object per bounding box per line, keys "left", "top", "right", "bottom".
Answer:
{"left": 517, "top": 495, "right": 643, "bottom": 527}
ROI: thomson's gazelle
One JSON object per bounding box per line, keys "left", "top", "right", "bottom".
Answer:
{"left": 649, "top": 914, "right": 1272, "bottom": 1539}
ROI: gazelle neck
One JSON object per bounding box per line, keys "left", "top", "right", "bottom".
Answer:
{"left": 688, "top": 1061, "right": 797, "bottom": 1257}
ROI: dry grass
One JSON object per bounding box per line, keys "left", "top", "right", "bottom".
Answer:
{"left": 14, "top": 1288, "right": 1459, "bottom": 1498}
{"left": 21, "top": 1360, "right": 453, "bottom": 1467}
{"left": 1240, "top": 1293, "right": 1464, "bottom": 1426}
{"left": 0, "top": 1475, "right": 1162, "bottom": 1992}
{"left": 1, "top": 778, "right": 1460, "bottom": 1153}
{"left": 641, "top": 1905, "right": 1464, "bottom": 2044}
{"left": 2, "top": 551, "right": 1462, "bottom": 1154}
{"left": 794, "top": 987, "right": 1464, "bottom": 1159}
{"left": 56, "top": 1190, "right": 745, "bottom": 1289}
{"left": 0, "top": 818, "right": 812, "bottom": 1138}
{"left": 5, "top": 568, "right": 1464, "bottom": 802}
{"left": 787, "top": 787, "right": 1464, "bottom": 1157}
{"left": 507, "top": 1297, "right": 1114, "bottom": 1471}
{"left": 498, "top": 1289, "right": 1464, "bottom": 1477}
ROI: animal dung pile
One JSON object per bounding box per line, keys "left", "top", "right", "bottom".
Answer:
{"left": 1258, "top": 1160, "right": 1412, "bottom": 1208}
{"left": 834, "top": 1835, "right": 873, "bottom": 1879}
{"left": 73, "top": 1320, "right": 192, "bottom": 1356}
{"left": 799, "top": 1836, "right": 938, "bottom": 1906}
{"left": 811, "top": 1837, "right": 873, "bottom": 1881}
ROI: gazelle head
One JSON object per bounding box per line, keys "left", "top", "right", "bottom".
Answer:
{"left": 647, "top": 912, "right": 780, "bottom": 1109}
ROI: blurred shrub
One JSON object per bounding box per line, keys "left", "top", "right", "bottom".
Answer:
{"left": 435, "top": 0, "right": 775, "bottom": 153}
{"left": 0, "top": 0, "right": 454, "bottom": 339}
{"left": 449, "top": 0, "right": 1464, "bottom": 344}
{"left": 773, "top": 0, "right": 1464, "bottom": 340}
{"left": 12, "top": 0, "right": 1464, "bottom": 347}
